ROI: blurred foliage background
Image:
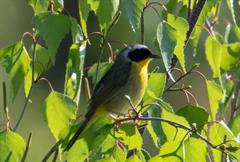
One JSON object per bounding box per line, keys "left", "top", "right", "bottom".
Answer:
{"left": 0, "top": 0, "right": 233, "bottom": 161}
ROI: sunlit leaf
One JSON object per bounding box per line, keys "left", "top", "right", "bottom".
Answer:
{"left": 33, "top": 12, "right": 70, "bottom": 64}
{"left": 44, "top": 91, "right": 77, "bottom": 140}
{"left": 28, "top": 0, "right": 63, "bottom": 14}
{"left": 142, "top": 73, "right": 166, "bottom": 112}
{"left": 149, "top": 141, "right": 183, "bottom": 162}
{"left": 189, "top": 0, "right": 220, "bottom": 56}
{"left": 114, "top": 123, "right": 142, "bottom": 150}
{"left": 0, "top": 42, "right": 31, "bottom": 101}
{"left": 81, "top": 115, "right": 113, "bottom": 151}
{"left": 229, "top": 113, "right": 240, "bottom": 137}
{"left": 67, "top": 139, "right": 89, "bottom": 162}
{"left": 209, "top": 121, "right": 240, "bottom": 161}
{"left": 97, "top": 156, "right": 116, "bottom": 162}
{"left": 183, "top": 137, "right": 207, "bottom": 162}
{"left": 89, "top": 0, "right": 120, "bottom": 31}
{"left": 206, "top": 80, "right": 223, "bottom": 120}
{"left": 161, "top": 109, "right": 190, "bottom": 142}
{"left": 126, "top": 155, "right": 142, "bottom": 162}
{"left": 156, "top": 21, "right": 177, "bottom": 72}
{"left": 176, "top": 105, "right": 209, "bottom": 131}
{"left": 0, "top": 129, "right": 26, "bottom": 162}
{"left": 112, "top": 145, "right": 127, "bottom": 162}
{"left": 122, "top": 0, "right": 147, "bottom": 32}
{"left": 205, "top": 36, "right": 222, "bottom": 81}
{"left": 64, "top": 42, "right": 86, "bottom": 103}
{"left": 167, "top": 14, "right": 189, "bottom": 73}
{"left": 220, "top": 43, "right": 240, "bottom": 72}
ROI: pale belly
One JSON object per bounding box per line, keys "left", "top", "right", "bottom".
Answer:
{"left": 103, "top": 65, "right": 148, "bottom": 114}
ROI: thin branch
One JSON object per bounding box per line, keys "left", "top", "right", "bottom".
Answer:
{"left": 14, "top": 36, "right": 37, "bottom": 131}
{"left": 42, "top": 140, "right": 61, "bottom": 162}
{"left": 116, "top": 116, "right": 230, "bottom": 153}
{"left": 52, "top": 149, "right": 59, "bottom": 162}
{"left": 21, "top": 132, "right": 32, "bottom": 162}
{"left": 38, "top": 78, "right": 54, "bottom": 92}
{"left": 164, "top": 64, "right": 199, "bottom": 92}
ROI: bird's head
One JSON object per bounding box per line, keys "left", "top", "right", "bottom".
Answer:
{"left": 122, "top": 44, "right": 160, "bottom": 68}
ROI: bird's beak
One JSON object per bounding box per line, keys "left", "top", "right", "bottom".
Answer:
{"left": 149, "top": 53, "right": 161, "bottom": 59}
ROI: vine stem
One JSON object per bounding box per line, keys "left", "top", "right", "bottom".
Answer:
{"left": 13, "top": 36, "right": 37, "bottom": 131}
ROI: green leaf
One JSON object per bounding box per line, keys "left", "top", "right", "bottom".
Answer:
{"left": 209, "top": 121, "right": 240, "bottom": 161}
{"left": 112, "top": 145, "right": 127, "bottom": 162}
{"left": 81, "top": 115, "right": 113, "bottom": 151}
{"left": 224, "top": 25, "right": 240, "bottom": 43}
{"left": 122, "top": 0, "right": 147, "bottom": 32}
{"left": 67, "top": 139, "right": 89, "bottom": 162}
{"left": 0, "top": 129, "right": 26, "bottom": 162}
{"left": 156, "top": 21, "right": 177, "bottom": 72}
{"left": 114, "top": 123, "right": 142, "bottom": 150}
{"left": 206, "top": 80, "right": 223, "bottom": 120}
{"left": 183, "top": 137, "right": 207, "bottom": 162}
{"left": 44, "top": 91, "right": 77, "bottom": 140}
{"left": 189, "top": 0, "right": 219, "bottom": 56}
{"left": 28, "top": 0, "right": 49, "bottom": 14}
{"left": 205, "top": 36, "right": 222, "bottom": 80}
{"left": 64, "top": 42, "right": 86, "bottom": 103}
{"left": 142, "top": 73, "right": 166, "bottom": 112}
{"left": 158, "top": 99, "right": 174, "bottom": 113}
{"left": 126, "top": 155, "right": 142, "bottom": 162}
{"left": 88, "top": 62, "right": 112, "bottom": 86}
{"left": 220, "top": 43, "right": 240, "bottom": 72}
{"left": 28, "top": 0, "right": 64, "bottom": 14}
{"left": 97, "top": 156, "right": 116, "bottom": 162}
{"left": 148, "top": 106, "right": 167, "bottom": 146}
{"left": 0, "top": 42, "right": 31, "bottom": 101}
{"left": 176, "top": 105, "right": 209, "bottom": 131}
{"left": 229, "top": 113, "right": 240, "bottom": 136}
{"left": 167, "top": 14, "right": 189, "bottom": 73}
{"left": 161, "top": 109, "right": 190, "bottom": 142}
{"left": 78, "top": 0, "right": 90, "bottom": 38}
{"left": 149, "top": 141, "right": 183, "bottom": 162}
{"left": 33, "top": 44, "right": 51, "bottom": 79}
{"left": 33, "top": 12, "right": 70, "bottom": 64}
{"left": 146, "top": 120, "right": 159, "bottom": 148}
{"left": 70, "top": 17, "right": 83, "bottom": 44}
{"left": 227, "top": 0, "right": 240, "bottom": 26}
{"left": 89, "top": 0, "right": 120, "bottom": 31}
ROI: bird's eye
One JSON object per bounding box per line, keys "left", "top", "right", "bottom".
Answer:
{"left": 128, "top": 48, "right": 151, "bottom": 62}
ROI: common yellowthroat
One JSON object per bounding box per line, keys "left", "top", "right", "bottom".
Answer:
{"left": 64, "top": 44, "right": 160, "bottom": 151}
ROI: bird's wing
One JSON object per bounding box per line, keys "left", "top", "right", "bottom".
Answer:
{"left": 64, "top": 60, "right": 131, "bottom": 151}
{"left": 86, "top": 60, "right": 132, "bottom": 117}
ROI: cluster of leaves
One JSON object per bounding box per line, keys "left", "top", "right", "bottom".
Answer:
{"left": 0, "top": 0, "right": 240, "bottom": 162}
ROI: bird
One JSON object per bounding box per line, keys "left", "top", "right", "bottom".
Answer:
{"left": 64, "top": 44, "right": 160, "bottom": 151}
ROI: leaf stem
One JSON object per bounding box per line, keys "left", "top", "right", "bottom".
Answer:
{"left": 21, "top": 132, "right": 32, "bottom": 162}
